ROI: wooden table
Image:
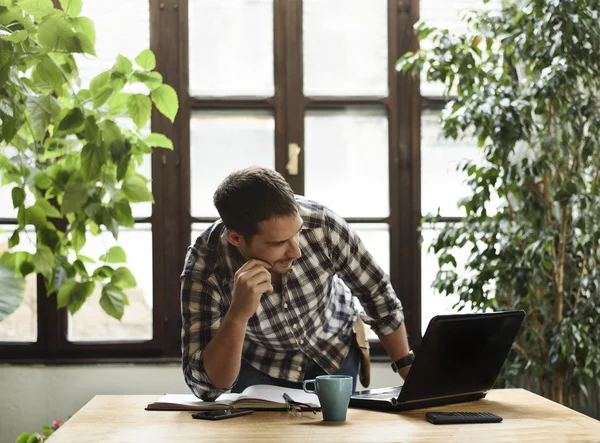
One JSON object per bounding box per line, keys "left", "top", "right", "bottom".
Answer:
{"left": 50, "top": 389, "right": 600, "bottom": 442}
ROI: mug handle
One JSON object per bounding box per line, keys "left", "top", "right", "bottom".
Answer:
{"left": 303, "top": 379, "right": 317, "bottom": 394}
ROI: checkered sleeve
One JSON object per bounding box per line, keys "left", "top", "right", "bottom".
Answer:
{"left": 323, "top": 207, "right": 404, "bottom": 337}
{"left": 181, "top": 266, "right": 232, "bottom": 401}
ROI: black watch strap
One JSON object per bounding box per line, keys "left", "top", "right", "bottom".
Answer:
{"left": 391, "top": 350, "right": 414, "bottom": 373}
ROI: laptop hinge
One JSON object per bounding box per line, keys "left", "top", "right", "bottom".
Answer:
{"left": 397, "top": 390, "right": 486, "bottom": 405}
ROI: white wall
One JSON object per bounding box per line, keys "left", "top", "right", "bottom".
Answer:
{"left": 0, "top": 362, "right": 398, "bottom": 443}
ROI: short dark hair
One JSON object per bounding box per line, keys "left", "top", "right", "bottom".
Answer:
{"left": 213, "top": 167, "right": 298, "bottom": 240}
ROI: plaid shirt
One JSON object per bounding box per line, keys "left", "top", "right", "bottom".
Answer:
{"left": 180, "top": 197, "right": 404, "bottom": 399}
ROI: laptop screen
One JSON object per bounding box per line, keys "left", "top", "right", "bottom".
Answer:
{"left": 398, "top": 311, "right": 525, "bottom": 404}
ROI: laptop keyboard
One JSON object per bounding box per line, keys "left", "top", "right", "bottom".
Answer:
{"left": 353, "top": 387, "right": 402, "bottom": 399}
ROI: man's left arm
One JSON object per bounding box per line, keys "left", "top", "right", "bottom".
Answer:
{"left": 324, "top": 209, "right": 412, "bottom": 379}
{"left": 379, "top": 322, "right": 411, "bottom": 380}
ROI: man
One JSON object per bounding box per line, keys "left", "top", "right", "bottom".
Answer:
{"left": 181, "top": 167, "right": 411, "bottom": 401}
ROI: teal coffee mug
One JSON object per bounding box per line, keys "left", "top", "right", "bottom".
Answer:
{"left": 303, "top": 375, "right": 353, "bottom": 422}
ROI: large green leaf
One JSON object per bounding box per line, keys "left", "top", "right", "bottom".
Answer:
{"left": 84, "top": 115, "right": 101, "bottom": 145}
{"left": 99, "top": 283, "right": 128, "bottom": 320}
{"left": 11, "top": 187, "right": 24, "bottom": 208}
{"left": 113, "top": 199, "right": 134, "bottom": 227}
{"left": 89, "top": 71, "right": 113, "bottom": 107}
{"left": 71, "top": 16, "right": 95, "bottom": 56}
{"left": 150, "top": 84, "right": 178, "bottom": 122}
{"left": 56, "top": 107, "right": 85, "bottom": 133}
{"left": 92, "top": 265, "right": 114, "bottom": 280}
{"left": 32, "top": 244, "right": 55, "bottom": 277}
{"left": 38, "top": 16, "right": 82, "bottom": 53}
{"left": 0, "top": 98, "right": 13, "bottom": 117}
{"left": 8, "top": 230, "right": 20, "bottom": 248}
{"left": 112, "top": 266, "right": 137, "bottom": 289}
{"left": 59, "top": 0, "right": 82, "bottom": 16}
{"left": 131, "top": 71, "right": 162, "bottom": 91}
{"left": 25, "top": 205, "right": 47, "bottom": 228}
{"left": 70, "top": 224, "right": 86, "bottom": 251}
{"left": 1, "top": 30, "right": 28, "bottom": 43}
{"left": 0, "top": 261, "right": 25, "bottom": 321}
{"left": 34, "top": 199, "right": 62, "bottom": 218}
{"left": 25, "top": 95, "right": 61, "bottom": 141}
{"left": 116, "top": 156, "right": 130, "bottom": 182}
{"left": 99, "top": 245, "right": 126, "bottom": 263}
{"left": 134, "top": 49, "right": 156, "bottom": 70}
{"left": 145, "top": 133, "right": 173, "bottom": 150}
{"left": 60, "top": 181, "right": 89, "bottom": 214}
{"left": 101, "top": 208, "right": 119, "bottom": 239}
{"left": 122, "top": 174, "right": 153, "bottom": 203}
{"left": 106, "top": 92, "right": 130, "bottom": 116}
{"left": 18, "top": 0, "right": 54, "bottom": 21}
{"left": 56, "top": 280, "right": 94, "bottom": 314}
{"left": 32, "top": 57, "right": 64, "bottom": 93}
{"left": 80, "top": 143, "right": 106, "bottom": 181}
{"left": 113, "top": 54, "right": 132, "bottom": 75}
{"left": 126, "top": 94, "right": 151, "bottom": 129}
{"left": 14, "top": 432, "right": 37, "bottom": 443}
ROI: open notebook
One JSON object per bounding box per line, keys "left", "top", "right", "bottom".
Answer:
{"left": 146, "top": 385, "right": 320, "bottom": 411}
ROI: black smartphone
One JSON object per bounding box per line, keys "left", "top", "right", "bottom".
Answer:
{"left": 191, "top": 409, "right": 254, "bottom": 421}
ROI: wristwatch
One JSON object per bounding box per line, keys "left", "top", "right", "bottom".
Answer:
{"left": 391, "top": 350, "right": 414, "bottom": 373}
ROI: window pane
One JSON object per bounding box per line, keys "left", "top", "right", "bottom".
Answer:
{"left": 421, "top": 223, "right": 474, "bottom": 335}
{"left": 189, "top": 0, "right": 274, "bottom": 96}
{"left": 68, "top": 225, "right": 152, "bottom": 341}
{"left": 0, "top": 184, "right": 16, "bottom": 218}
{"left": 350, "top": 223, "right": 390, "bottom": 276}
{"left": 0, "top": 227, "right": 37, "bottom": 342}
{"left": 421, "top": 110, "right": 483, "bottom": 218}
{"left": 190, "top": 111, "right": 275, "bottom": 217}
{"left": 305, "top": 108, "right": 389, "bottom": 217}
{"left": 351, "top": 223, "right": 389, "bottom": 340}
{"left": 303, "top": 0, "right": 387, "bottom": 96}
{"left": 419, "top": 0, "right": 501, "bottom": 96}
{"left": 77, "top": 0, "right": 150, "bottom": 90}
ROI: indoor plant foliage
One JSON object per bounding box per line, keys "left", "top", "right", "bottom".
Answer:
{"left": 16, "top": 418, "right": 63, "bottom": 443}
{"left": 0, "top": 0, "right": 178, "bottom": 321}
{"left": 397, "top": 0, "right": 600, "bottom": 409}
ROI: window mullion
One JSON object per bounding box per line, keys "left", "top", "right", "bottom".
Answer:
{"left": 281, "top": 0, "right": 304, "bottom": 195}
{"left": 149, "top": 0, "right": 186, "bottom": 357}
{"left": 392, "top": 0, "right": 422, "bottom": 344}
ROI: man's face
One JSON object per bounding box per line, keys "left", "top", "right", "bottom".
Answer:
{"left": 237, "top": 212, "right": 303, "bottom": 274}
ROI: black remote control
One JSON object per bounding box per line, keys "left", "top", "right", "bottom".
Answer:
{"left": 425, "top": 411, "right": 503, "bottom": 424}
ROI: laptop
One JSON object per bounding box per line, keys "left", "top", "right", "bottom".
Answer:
{"left": 350, "top": 310, "right": 525, "bottom": 411}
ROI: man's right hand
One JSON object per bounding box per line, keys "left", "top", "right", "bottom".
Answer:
{"left": 228, "top": 259, "right": 273, "bottom": 322}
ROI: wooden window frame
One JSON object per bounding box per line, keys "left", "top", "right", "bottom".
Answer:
{"left": 0, "top": 0, "right": 423, "bottom": 363}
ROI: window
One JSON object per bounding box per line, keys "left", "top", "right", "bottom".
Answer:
{"left": 1, "top": 0, "right": 494, "bottom": 361}
{"left": 185, "top": 0, "right": 422, "bottom": 356}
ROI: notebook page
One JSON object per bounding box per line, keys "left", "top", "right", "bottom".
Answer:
{"left": 237, "top": 385, "right": 320, "bottom": 407}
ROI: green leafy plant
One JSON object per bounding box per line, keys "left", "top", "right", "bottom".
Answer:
{"left": 397, "top": 0, "right": 600, "bottom": 411}
{"left": 0, "top": 0, "right": 178, "bottom": 320}
{"left": 16, "top": 418, "right": 64, "bottom": 442}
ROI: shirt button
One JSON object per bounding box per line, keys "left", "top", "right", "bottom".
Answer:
{"left": 283, "top": 303, "right": 288, "bottom": 309}
{"left": 293, "top": 324, "right": 298, "bottom": 329}
{"left": 297, "top": 366, "right": 302, "bottom": 371}
{"left": 299, "top": 339, "right": 304, "bottom": 345}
